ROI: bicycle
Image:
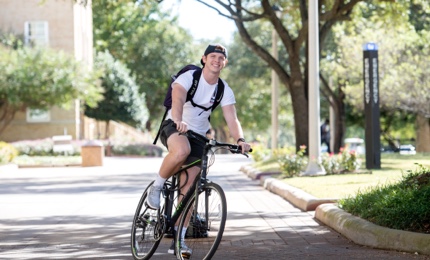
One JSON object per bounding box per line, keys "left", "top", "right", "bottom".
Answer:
{"left": 131, "top": 129, "right": 251, "bottom": 260}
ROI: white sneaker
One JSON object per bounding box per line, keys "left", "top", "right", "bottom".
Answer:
{"left": 168, "top": 239, "right": 192, "bottom": 258}
{"left": 168, "top": 239, "right": 175, "bottom": 255}
{"left": 179, "top": 242, "right": 192, "bottom": 258}
{"left": 146, "top": 184, "right": 162, "bottom": 209}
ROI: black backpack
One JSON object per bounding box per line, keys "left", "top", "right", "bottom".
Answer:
{"left": 153, "top": 64, "right": 225, "bottom": 144}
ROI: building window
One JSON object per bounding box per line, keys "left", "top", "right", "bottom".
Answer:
{"left": 26, "top": 108, "right": 51, "bottom": 123}
{"left": 24, "top": 21, "right": 49, "bottom": 47}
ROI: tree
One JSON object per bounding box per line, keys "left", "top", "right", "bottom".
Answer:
{"left": 324, "top": 1, "right": 429, "bottom": 151}
{"left": 0, "top": 39, "right": 103, "bottom": 135}
{"left": 209, "top": 29, "right": 295, "bottom": 147}
{"left": 84, "top": 51, "right": 149, "bottom": 138}
{"left": 92, "top": 0, "right": 197, "bottom": 132}
{"left": 167, "top": 0, "right": 400, "bottom": 152}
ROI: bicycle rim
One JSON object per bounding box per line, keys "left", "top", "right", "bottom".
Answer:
{"left": 176, "top": 182, "right": 227, "bottom": 260}
{"left": 131, "top": 182, "right": 163, "bottom": 260}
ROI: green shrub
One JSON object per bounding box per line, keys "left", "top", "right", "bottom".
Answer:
{"left": 321, "top": 148, "right": 362, "bottom": 174}
{"left": 275, "top": 145, "right": 308, "bottom": 178}
{"left": 11, "top": 139, "right": 81, "bottom": 156}
{"left": 339, "top": 148, "right": 361, "bottom": 172}
{"left": 0, "top": 141, "right": 19, "bottom": 164}
{"left": 339, "top": 164, "right": 430, "bottom": 233}
{"left": 321, "top": 153, "right": 341, "bottom": 174}
{"left": 250, "top": 143, "right": 271, "bottom": 162}
{"left": 12, "top": 139, "right": 53, "bottom": 156}
{"left": 12, "top": 138, "right": 163, "bottom": 157}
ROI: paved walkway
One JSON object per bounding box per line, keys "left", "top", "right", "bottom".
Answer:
{"left": 0, "top": 156, "right": 428, "bottom": 259}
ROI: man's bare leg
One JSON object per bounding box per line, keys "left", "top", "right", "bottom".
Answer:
{"left": 147, "top": 133, "right": 190, "bottom": 209}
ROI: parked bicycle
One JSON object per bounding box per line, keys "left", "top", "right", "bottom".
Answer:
{"left": 131, "top": 129, "right": 251, "bottom": 260}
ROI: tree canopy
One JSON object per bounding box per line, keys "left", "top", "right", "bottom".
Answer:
{"left": 177, "top": 0, "right": 428, "bottom": 152}
{"left": 321, "top": 1, "right": 430, "bottom": 148}
{"left": 178, "top": 0, "right": 375, "bottom": 150}
{"left": 0, "top": 37, "right": 103, "bottom": 135}
{"left": 84, "top": 51, "right": 149, "bottom": 131}
{"left": 91, "top": 0, "right": 429, "bottom": 150}
{"left": 92, "top": 0, "right": 198, "bottom": 131}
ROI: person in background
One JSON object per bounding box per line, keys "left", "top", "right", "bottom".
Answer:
{"left": 321, "top": 118, "right": 331, "bottom": 153}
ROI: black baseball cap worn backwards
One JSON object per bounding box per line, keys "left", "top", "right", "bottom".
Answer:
{"left": 200, "top": 44, "right": 228, "bottom": 65}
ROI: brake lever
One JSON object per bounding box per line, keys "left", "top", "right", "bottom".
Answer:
{"left": 230, "top": 147, "right": 251, "bottom": 158}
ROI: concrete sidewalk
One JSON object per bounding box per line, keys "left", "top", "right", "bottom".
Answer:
{"left": 0, "top": 156, "right": 427, "bottom": 259}
{"left": 241, "top": 165, "right": 430, "bottom": 257}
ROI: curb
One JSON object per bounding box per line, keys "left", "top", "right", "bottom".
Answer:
{"left": 240, "top": 165, "right": 337, "bottom": 211}
{"left": 261, "top": 176, "right": 337, "bottom": 211}
{"left": 240, "top": 165, "right": 430, "bottom": 256}
{"left": 315, "top": 204, "right": 430, "bottom": 255}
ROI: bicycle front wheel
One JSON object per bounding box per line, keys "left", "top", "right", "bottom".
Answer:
{"left": 176, "top": 182, "right": 227, "bottom": 260}
{"left": 131, "top": 182, "right": 164, "bottom": 260}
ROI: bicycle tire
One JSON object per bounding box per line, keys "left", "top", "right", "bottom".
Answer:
{"left": 131, "top": 182, "right": 164, "bottom": 260}
{"left": 176, "top": 182, "right": 227, "bottom": 260}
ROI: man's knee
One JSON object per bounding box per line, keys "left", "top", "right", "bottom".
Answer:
{"left": 170, "top": 146, "right": 191, "bottom": 161}
{"left": 167, "top": 134, "right": 191, "bottom": 160}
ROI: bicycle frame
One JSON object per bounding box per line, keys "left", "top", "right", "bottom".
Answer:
{"left": 162, "top": 159, "right": 203, "bottom": 236}
{"left": 131, "top": 129, "right": 250, "bottom": 260}
{"left": 162, "top": 138, "right": 220, "bottom": 238}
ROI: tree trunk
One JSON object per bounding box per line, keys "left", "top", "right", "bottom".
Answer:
{"left": 332, "top": 83, "right": 346, "bottom": 153}
{"left": 213, "top": 126, "right": 229, "bottom": 154}
{"left": 96, "top": 121, "right": 101, "bottom": 139}
{"left": 146, "top": 119, "right": 152, "bottom": 132}
{"left": 288, "top": 75, "right": 309, "bottom": 151}
{"left": 416, "top": 114, "right": 430, "bottom": 153}
{"left": 105, "top": 120, "right": 110, "bottom": 139}
{"left": 320, "top": 76, "right": 347, "bottom": 154}
{"left": 0, "top": 103, "right": 18, "bottom": 136}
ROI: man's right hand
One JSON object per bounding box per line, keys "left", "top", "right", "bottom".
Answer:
{"left": 174, "top": 120, "right": 188, "bottom": 133}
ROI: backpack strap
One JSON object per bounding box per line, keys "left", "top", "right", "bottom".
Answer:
{"left": 152, "top": 108, "right": 168, "bottom": 145}
{"left": 187, "top": 69, "right": 202, "bottom": 102}
{"left": 188, "top": 70, "right": 225, "bottom": 112}
{"left": 212, "top": 78, "right": 224, "bottom": 111}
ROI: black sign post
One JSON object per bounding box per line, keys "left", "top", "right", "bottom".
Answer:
{"left": 363, "top": 43, "right": 381, "bottom": 169}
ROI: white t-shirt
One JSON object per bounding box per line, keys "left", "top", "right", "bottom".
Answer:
{"left": 167, "top": 70, "right": 235, "bottom": 135}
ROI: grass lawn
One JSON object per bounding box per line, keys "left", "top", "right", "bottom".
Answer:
{"left": 254, "top": 153, "right": 430, "bottom": 199}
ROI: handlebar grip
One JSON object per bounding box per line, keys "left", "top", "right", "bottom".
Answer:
{"left": 234, "top": 146, "right": 252, "bottom": 153}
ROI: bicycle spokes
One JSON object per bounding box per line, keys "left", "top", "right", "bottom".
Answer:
{"left": 131, "top": 184, "right": 164, "bottom": 260}
{"left": 176, "top": 183, "right": 227, "bottom": 260}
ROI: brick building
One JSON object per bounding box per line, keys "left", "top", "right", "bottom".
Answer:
{"left": 0, "top": 0, "right": 93, "bottom": 142}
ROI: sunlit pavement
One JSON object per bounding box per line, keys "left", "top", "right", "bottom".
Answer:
{"left": 0, "top": 156, "right": 427, "bottom": 259}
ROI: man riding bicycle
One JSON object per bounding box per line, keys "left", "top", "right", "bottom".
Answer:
{"left": 146, "top": 43, "right": 251, "bottom": 257}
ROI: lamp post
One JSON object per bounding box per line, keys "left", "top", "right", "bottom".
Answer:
{"left": 271, "top": 5, "right": 282, "bottom": 151}
{"left": 302, "top": 0, "right": 326, "bottom": 176}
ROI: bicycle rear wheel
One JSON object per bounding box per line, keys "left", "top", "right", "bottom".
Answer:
{"left": 176, "top": 182, "right": 227, "bottom": 260}
{"left": 131, "top": 182, "right": 164, "bottom": 260}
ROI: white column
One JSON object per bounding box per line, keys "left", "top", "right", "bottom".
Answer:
{"left": 302, "top": 0, "right": 326, "bottom": 176}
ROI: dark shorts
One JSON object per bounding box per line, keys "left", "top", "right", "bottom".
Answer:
{"left": 159, "top": 119, "right": 205, "bottom": 165}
